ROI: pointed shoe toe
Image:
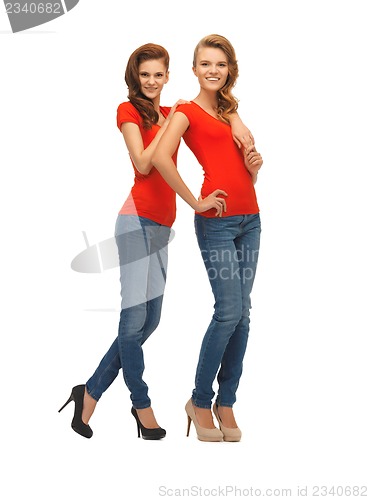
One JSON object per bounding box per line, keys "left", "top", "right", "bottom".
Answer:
{"left": 213, "top": 404, "right": 242, "bottom": 442}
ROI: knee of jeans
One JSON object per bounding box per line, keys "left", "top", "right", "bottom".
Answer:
{"left": 214, "top": 301, "right": 243, "bottom": 326}
{"left": 119, "top": 327, "right": 145, "bottom": 342}
{"left": 119, "top": 308, "right": 146, "bottom": 339}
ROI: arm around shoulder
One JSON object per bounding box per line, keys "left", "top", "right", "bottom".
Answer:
{"left": 229, "top": 112, "right": 254, "bottom": 149}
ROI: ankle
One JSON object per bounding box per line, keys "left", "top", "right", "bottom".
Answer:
{"left": 217, "top": 406, "right": 238, "bottom": 428}
{"left": 82, "top": 390, "right": 97, "bottom": 425}
{"left": 194, "top": 405, "right": 216, "bottom": 429}
{"left": 136, "top": 407, "right": 160, "bottom": 429}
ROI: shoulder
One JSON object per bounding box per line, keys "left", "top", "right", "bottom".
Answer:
{"left": 175, "top": 102, "right": 199, "bottom": 120}
{"left": 117, "top": 101, "right": 139, "bottom": 117}
{"left": 116, "top": 101, "right": 141, "bottom": 129}
{"left": 176, "top": 102, "right": 194, "bottom": 113}
{"left": 174, "top": 102, "right": 200, "bottom": 131}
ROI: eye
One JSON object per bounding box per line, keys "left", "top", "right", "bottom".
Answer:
{"left": 155, "top": 73, "right": 164, "bottom": 78}
{"left": 200, "top": 62, "right": 209, "bottom": 67}
{"left": 219, "top": 63, "right": 227, "bottom": 67}
{"left": 140, "top": 72, "right": 149, "bottom": 77}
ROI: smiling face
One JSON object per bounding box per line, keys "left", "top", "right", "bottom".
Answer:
{"left": 193, "top": 47, "right": 229, "bottom": 92}
{"left": 138, "top": 58, "right": 169, "bottom": 101}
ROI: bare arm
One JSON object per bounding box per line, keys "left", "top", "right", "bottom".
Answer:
{"left": 229, "top": 112, "right": 255, "bottom": 149}
{"left": 152, "top": 112, "right": 228, "bottom": 216}
{"left": 229, "top": 113, "right": 263, "bottom": 185}
{"left": 121, "top": 100, "right": 186, "bottom": 175}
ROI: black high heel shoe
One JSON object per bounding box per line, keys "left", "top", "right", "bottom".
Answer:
{"left": 58, "top": 384, "right": 93, "bottom": 439}
{"left": 131, "top": 407, "right": 166, "bottom": 440}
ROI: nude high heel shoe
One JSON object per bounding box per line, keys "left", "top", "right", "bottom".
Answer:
{"left": 185, "top": 399, "right": 223, "bottom": 442}
{"left": 213, "top": 403, "right": 242, "bottom": 442}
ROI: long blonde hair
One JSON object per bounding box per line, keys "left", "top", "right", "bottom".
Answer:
{"left": 193, "top": 34, "right": 239, "bottom": 123}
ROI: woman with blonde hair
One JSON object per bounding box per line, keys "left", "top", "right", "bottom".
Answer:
{"left": 153, "top": 34, "right": 263, "bottom": 442}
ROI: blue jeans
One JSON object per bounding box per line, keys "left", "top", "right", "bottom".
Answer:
{"left": 192, "top": 213, "right": 261, "bottom": 409}
{"left": 86, "top": 215, "right": 170, "bottom": 409}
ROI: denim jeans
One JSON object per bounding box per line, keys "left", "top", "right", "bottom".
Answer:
{"left": 192, "top": 213, "right": 261, "bottom": 409}
{"left": 86, "top": 215, "right": 170, "bottom": 409}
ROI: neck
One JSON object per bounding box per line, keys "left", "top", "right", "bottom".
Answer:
{"left": 193, "top": 89, "right": 218, "bottom": 110}
{"left": 151, "top": 95, "right": 161, "bottom": 113}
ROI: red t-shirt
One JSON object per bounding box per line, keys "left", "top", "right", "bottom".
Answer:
{"left": 116, "top": 101, "right": 177, "bottom": 227}
{"left": 176, "top": 102, "right": 259, "bottom": 218}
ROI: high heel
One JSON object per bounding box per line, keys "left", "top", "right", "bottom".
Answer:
{"left": 131, "top": 407, "right": 166, "bottom": 440}
{"left": 58, "top": 385, "right": 93, "bottom": 439}
{"left": 185, "top": 399, "right": 223, "bottom": 442}
{"left": 213, "top": 403, "right": 242, "bottom": 442}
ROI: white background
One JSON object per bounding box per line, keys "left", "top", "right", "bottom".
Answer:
{"left": 1, "top": 1, "right": 368, "bottom": 499}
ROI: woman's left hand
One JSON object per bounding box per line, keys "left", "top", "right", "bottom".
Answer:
{"left": 232, "top": 123, "right": 254, "bottom": 149}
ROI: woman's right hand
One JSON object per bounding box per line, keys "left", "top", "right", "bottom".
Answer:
{"left": 196, "top": 190, "right": 228, "bottom": 217}
{"left": 243, "top": 144, "right": 263, "bottom": 184}
{"left": 165, "top": 99, "right": 190, "bottom": 122}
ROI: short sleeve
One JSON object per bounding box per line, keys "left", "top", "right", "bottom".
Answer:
{"left": 174, "top": 103, "right": 191, "bottom": 119}
{"left": 116, "top": 102, "right": 140, "bottom": 131}
{"left": 175, "top": 103, "right": 196, "bottom": 124}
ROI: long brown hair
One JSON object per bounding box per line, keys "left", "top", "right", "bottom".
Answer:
{"left": 125, "top": 43, "right": 169, "bottom": 129}
{"left": 193, "top": 34, "right": 239, "bottom": 123}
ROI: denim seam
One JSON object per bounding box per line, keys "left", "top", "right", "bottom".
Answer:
{"left": 193, "top": 231, "right": 219, "bottom": 409}
{"left": 87, "top": 351, "right": 121, "bottom": 401}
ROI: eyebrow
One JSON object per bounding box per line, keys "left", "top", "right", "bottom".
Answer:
{"left": 199, "top": 59, "right": 228, "bottom": 64}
